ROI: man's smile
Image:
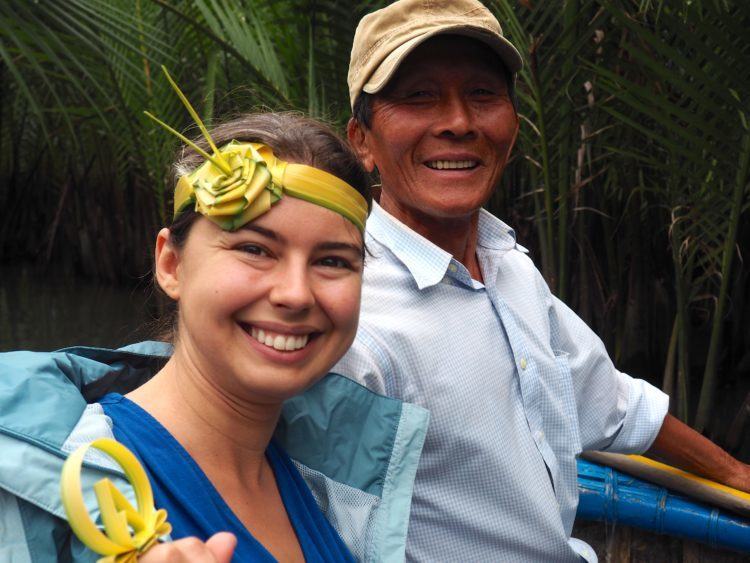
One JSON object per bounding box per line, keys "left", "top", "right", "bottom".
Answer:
{"left": 424, "top": 159, "right": 479, "bottom": 170}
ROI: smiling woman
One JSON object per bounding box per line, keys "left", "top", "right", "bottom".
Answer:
{"left": 0, "top": 102, "right": 401, "bottom": 561}
{"left": 150, "top": 191, "right": 364, "bottom": 405}
{"left": 125, "top": 111, "right": 369, "bottom": 561}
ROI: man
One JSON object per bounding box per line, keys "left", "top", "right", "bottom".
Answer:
{"left": 333, "top": 0, "right": 750, "bottom": 561}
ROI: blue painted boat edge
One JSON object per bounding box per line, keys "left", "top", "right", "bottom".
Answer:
{"left": 576, "top": 459, "right": 750, "bottom": 553}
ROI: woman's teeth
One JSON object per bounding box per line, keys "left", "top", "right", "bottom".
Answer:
{"left": 426, "top": 160, "right": 478, "bottom": 170}
{"left": 249, "top": 327, "right": 309, "bottom": 351}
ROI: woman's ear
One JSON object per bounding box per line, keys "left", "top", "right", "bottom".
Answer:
{"left": 155, "top": 228, "right": 181, "bottom": 301}
{"left": 347, "top": 117, "right": 376, "bottom": 173}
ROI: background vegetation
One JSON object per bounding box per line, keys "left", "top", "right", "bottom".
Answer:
{"left": 1, "top": 0, "right": 748, "bottom": 458}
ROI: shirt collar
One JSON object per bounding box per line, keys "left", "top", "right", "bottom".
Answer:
{"left": 476, "top": 208, "right": 528, "bottom": 254}
{"left": 366, "top": 202, "right": 527, "bottom": 290}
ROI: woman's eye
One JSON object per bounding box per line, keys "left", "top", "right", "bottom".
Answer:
{"left": 238, "top": 244, "right": 269, "bottom": 257}
{"left": 317, "top": 256, "right": 353, "bottom": 270}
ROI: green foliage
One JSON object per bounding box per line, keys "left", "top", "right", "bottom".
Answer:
{"left": 1, "top": 0, "right": 748, "bottom": 445}
{"left": 490, "top": 0, "right": 750, "bottom": 435}
{"left": 0, "top": 0, "right": 374, "bottom": 278}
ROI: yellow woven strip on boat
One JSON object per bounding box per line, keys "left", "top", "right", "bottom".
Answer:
{"left": 628, "top": 454, "right": 750, "bottom": 501}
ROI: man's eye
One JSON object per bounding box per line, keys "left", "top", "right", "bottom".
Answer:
{"left": 472, "top": 88, "right": 496, "bottom": 96}
{"left": 406, "top": 90, "right": 432, "bottom": 99}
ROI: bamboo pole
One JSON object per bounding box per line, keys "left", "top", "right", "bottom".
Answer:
{"left": 670, "top": 217, "right": 690, "bottom": 423}
{"left": 695, "top": 126, "right": 750, "bottom": 432}
{"left": 556, "top": 0, "right": 579, "bottom": 301}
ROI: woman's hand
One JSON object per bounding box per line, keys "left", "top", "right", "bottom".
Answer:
{"left": 140, "top": 532, "right": 237, "bottom": 562}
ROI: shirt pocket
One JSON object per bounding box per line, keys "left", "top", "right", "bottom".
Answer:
{"left": 545, "top": 351, "right": 582, "bottom": 457}
{"left": 520, "top": 348, "right": 583, "bottom": 509}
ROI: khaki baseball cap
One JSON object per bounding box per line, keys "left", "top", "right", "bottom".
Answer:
{"left": 348, "top": 0, "right": 523, "bottom": 109}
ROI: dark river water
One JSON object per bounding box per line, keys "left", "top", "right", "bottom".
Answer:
{"left": 0, "top": 263, "right": 153, "bottom": 351}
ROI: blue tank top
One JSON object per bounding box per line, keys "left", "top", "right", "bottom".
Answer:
{"left": 99, "top": 393, "right": 354, "bottom": 562}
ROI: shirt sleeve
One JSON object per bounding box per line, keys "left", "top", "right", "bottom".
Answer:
{"left": 548, "top": 294, "right": 669, "bottom": 454}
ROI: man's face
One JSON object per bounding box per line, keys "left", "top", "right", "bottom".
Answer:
{"left": 350, "top": 35, "right": 519, "bottom": 227}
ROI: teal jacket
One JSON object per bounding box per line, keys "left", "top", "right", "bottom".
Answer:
{"left": 0, "top": 341, "right": 429, "bottom": 562}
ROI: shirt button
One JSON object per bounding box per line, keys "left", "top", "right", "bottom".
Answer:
{"left": 448, "top": 263, "right": 458, "bottom": 273}
{"left": 520, "top": 358, "right": 528, "bottom": 370}
{"left": 534, "top": 430, "right": 544, "bottom": 442}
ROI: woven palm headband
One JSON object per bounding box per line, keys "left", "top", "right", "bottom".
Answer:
{"left": 145, "top": 67, "right": 368, "bottom": 233}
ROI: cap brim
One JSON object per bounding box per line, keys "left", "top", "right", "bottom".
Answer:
{"left": 362, "top": 26, "right": 523, "bottom": 95}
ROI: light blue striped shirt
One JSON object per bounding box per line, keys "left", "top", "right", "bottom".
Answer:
{"left": 333, "top": 202, "right": 669, "bottom": 562}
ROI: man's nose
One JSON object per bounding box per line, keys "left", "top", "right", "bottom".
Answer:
{"left": 434, "top": 94, "right": 475, "bottom": 138}
{"left": 268, "top": 262, "right": 316, "bottom": 311}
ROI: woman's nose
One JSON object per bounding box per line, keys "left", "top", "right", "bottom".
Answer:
{"left": 268, "top": 263, "right": 316, "bottom": 311}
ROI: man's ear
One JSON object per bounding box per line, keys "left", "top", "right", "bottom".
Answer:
{"left": 347, "top": 117, "right": 376, "bottom": 173}
{"left": 502, "top": 116, "right": 521, "bottom": 168}
{"left": 154, "top": 228, "right": 181, "bottom": 301}
{"left": 511, "top": 115, "right": 520, "bottom": 147}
